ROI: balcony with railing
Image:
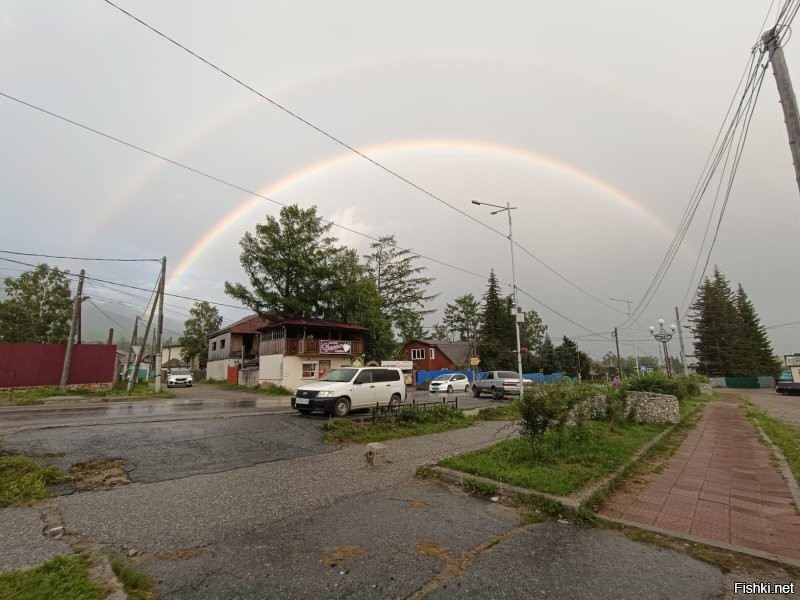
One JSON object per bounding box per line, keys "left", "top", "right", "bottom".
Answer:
{"left": 259, "top": 337, "right": 364, "bottom": 356}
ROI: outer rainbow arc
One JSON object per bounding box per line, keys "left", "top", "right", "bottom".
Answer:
{"left": 165, "top": 137, "right": 670, "bottom": 291}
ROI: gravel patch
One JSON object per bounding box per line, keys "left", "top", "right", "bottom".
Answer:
{"left": 743, "top": 389, "right": 800, "bottom": 429}
{"left": 0, "top": 507, "right": 72, "bottom": 571}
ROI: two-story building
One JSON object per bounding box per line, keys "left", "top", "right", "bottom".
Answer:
{"left": 258, "top": 318, "right": 367, "bottom": 390}
{"left": 206, "top": 314, "right": 272, "bottom": 381}
{"left": 400, "top": 339, "right": 473, "bottom": 373}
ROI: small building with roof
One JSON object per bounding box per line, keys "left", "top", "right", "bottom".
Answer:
{"left": 399, "top": 339, "right": 473, "bottom": 372}
{"left": 206, "top": 314, "right": 272, "bottom": 381}
{"left": 257, "top": 318, "right": 367, "bottom": 391}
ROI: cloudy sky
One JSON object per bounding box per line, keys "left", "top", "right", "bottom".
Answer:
{"left": 2, "top": 0, "right": 799, "bottom": 363}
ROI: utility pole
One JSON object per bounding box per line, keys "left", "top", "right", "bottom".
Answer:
{"left": 674, "top": 306, "right": 688, "bottom": 375}
{"left": 763, "top": 26, "right": 800, "bottom": 196}
{"left": 127, "top": 272, "right": 160, "bottom": 393}
{"left": 613, "top": 327, "right": 623, "bottom": 378}
{"left": 610, "top": 297, "right": 639, "bottom": 374}
{"left": 76, "top": 296, "right": 83, "bottom": 345}
{"left": 60, "top": 269, "right": 85, "bottom": 391}
{"left": 154, "top": 257, "right": 166, "bottom": 392}
{"left": 125, "top": 318, "right": 138, "bottom": 382}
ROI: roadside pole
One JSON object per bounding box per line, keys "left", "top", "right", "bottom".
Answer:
{"left": 60, "top": 269, "right": 85, "bottom": 391}
{"left": 613, "top": 327, "right": 623, "bottom": 378}
{"left": 127, "top": 271, "right": 160, "bottom": 394}
{"left": 153, "top": 257, "right": 166, "bottom": 393}
{"left": 674, "top": 306, "right": 688, "bottom": 375}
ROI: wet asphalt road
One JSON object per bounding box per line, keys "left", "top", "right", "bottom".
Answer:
{"left": 0, "top": 387, "right": 736, "bottom": 598}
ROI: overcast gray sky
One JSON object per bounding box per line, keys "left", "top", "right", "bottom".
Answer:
{"left": 2, "top": 0, "right": 799, "bottom": 363}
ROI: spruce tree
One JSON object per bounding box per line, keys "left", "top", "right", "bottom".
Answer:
{"left": 735, "top": 284, "right": 782, "bottom": 376}
{"left": 539, "top": 335, "right": 559, "bottom": 374}
{"left": 478, "top": 270, "right": 513, "bottom": 370}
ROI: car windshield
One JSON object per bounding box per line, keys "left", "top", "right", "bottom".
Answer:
{"left": 171, "top": 369, "right": 190, "bottom": 375}
{"left": 319, "top": 368, "right": 358, "bottom": 382}
{"left": 432, "top": 374, "right": 452, "bottom": 381}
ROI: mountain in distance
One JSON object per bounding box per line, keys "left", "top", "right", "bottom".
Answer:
{"left": 80, "top": 300, "right": 185, "bottom": 349}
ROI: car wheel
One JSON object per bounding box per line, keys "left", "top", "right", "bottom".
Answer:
{"left": 472, "top": 386, "right": 481, "bottom": 398}
{"left": 464, "top": 384, "right": 470, "bottom": 392}
{"left": 447, "top": 385, "right": 453, "bottom": 393}
{"left": 491, "top": 387, "right": 503, "bottom": 401}
{"left": 298, "top": 409, "right": 312, "bottom": 415}
{"left": 332, "top": 397, "right": 350, "bottom": 418}
{"left": 389, "top": 393, "right": 401, "bottom": 408}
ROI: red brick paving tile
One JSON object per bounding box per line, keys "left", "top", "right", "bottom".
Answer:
{"left": 636, "top": 491, "right": 669, "bottom": 506}
{"left": 690, "top": 525, "right": 730, "bottom": 543}
{"left": 694, "top": 506, "right": 729, "bottom": 524}
{"left": 655, "top": 514, "right": 693, "bottom": 534}
{"left": 670, "top": 487, "right": 700, "bottom": 499}
{"left": 698, "top": 492, "right": 729, "bottom": 505}
{"left": 598, "top": 506, "right": 625, "bottom": 518}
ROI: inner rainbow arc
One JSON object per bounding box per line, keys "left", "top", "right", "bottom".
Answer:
{"left": 165, "top": 137, "right": 670, "bottom": 291}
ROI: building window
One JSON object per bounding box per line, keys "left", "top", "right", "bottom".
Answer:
{"left": 411, "top": 348, "right": 424, "bottom": 360}
{"left": 302, "top": 362, "right": 317, "bottom": 379}
{"left": 212, "top": 342, "right": 217, "bottom": 351}
{"left": 220, "top": 339, "right": 226, "bottom": 349}
{"left": 429, "top": 348, "right": 435, "bottom": 359}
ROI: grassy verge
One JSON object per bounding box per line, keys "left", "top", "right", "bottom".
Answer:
{"left": 110, "top": 557, "right": 159, "bottom": 600}
{"left": 743, "top": 400, "right": 800, "bottom": 483}
{"left": 439, "top": 420, "right": 666, "bottom": 496}
{"left": 0, "top": 554, "right": 101, "bottom": 600}
{"left": 0, "top": 382, "right": 173, "bottom": 406}
{"left": 198, "top": 380, "right": 293, "bottom": 395}
{"left": 324, "top": 405, "right": 474, "bottom": 444}
{"left": 475, "top": 402, "right": 520, "bottom": 421}
{"left": 0, "top": 452, "right": 67, "bottom": 507}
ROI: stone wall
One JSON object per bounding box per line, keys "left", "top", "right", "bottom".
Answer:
{"left": 626, "top": 391, "right": 680, "bottom": 424}
{"left": 699, "top": 383, "right": 713, "bottom": 395}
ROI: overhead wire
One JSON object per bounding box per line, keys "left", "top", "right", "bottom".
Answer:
{"left": 99, "top": 0, "right": 629, "bottom": 318}
{"left": 0, "top": 250, "right": 159, "bottom": 262}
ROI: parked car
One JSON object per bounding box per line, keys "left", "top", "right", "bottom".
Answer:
{"left": 166, "top": 368, "right": 193, "bottom": 388}
{"left": 473, "top": 370, "right": 533, "bottom": 399}
{"left": 291, "top": 366, "right": 406, "bottom": 417}
{"left": 428, "top": 373, "right": 471, "bottom": 393}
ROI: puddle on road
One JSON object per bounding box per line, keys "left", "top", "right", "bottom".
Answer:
{"left": 70, "top": 458, "right": 130, "bottom": 490}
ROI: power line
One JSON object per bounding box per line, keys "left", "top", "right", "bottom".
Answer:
{"left": 0, "top": 250, "right": 159, "bottom": 262}
{"left": 0, "top": 91, "right": 617, "bottom": 332}
{"left": 99, "top": 0, "right": 626, "bottom": 317}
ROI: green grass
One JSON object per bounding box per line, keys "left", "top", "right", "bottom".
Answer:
{"left": 198, "top": 380, "right": 293, "bottom": 395}
{"left": 744, "top": 402, "right": 800, "bottom": 483}
{"left": 110, "top": 557, "right": 159, "bottom": 600}
{"left": 439, "top": 420, "right": 666, "bottom": 496}
{"left": 0, "top": 554, "right": 101, "bottom": 600}
{"left": 0, "top": 453, "right": 67, "bottom": 507}
{"left": 324, "top": 405, "right": 474, "bottom": 444}
{"left": 0, "top": 382, "right": 172, "bottom": 406}
{"left": 475, "top": 403, "right": 520, "bottom": 421}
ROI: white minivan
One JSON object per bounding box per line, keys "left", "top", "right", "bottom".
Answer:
{"left": 291, "top": 366, "right": 406, "bottom": 417}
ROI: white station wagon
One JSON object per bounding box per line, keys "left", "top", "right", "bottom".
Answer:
{"left": 291, "top": 367, "right": 406, "bottom": 417}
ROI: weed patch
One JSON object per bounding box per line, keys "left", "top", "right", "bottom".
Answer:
{"left": 462, "top": 477, "right": 499, "bottom": 497}
{"left": 110, "top": 557, "right": 159, "bottom": 600}
{"left": 0, "top": 554, "right": 101, "bottom": 600}
{"left": 324, "top": 405, "right": 474, "bottom": 444}
{"left": 0, "top": 454, "right": 66, "bottom": 507}
{"left": 440, "top": 421, "right": 665, "bottom": 496}
{"left": 476, "top": 403, "right": 520, "bottom": 421}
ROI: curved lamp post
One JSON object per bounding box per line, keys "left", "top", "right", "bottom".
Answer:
{"left": 471, "top": 200, "right": 524, "bottom": 390}
{"left": 649, "top": 319, "right": 676, "bottom": 378}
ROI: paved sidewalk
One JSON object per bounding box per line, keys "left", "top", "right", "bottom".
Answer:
{"left": 600, "top": 397, "right": 800, "bottom": 562}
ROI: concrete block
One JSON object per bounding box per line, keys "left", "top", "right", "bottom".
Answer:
{"left": 365, "top": 442, "right": 387, "bottom": 466}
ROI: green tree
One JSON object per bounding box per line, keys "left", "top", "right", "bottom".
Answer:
{"left": 689, "top": 267, "right": 749, "bottom": 376}
{"left": 363, "top": 235, "right": 437, "bottom": 341}
{"left": 429, "top": 322, "right": 451, "bottom": 341}
{"left": 180, "top": 301, "right": 223, "bottom": 369}
{"left": 539, "top": 334, "right": 560, "bottom": 374}
{"left": 555, "top": 336, "right": 582, "bottom": 377}
{"left": 477, "top": 271, "right": 515, "bottom": 370}
{"left": 225, "top": 204, "right": 342, "bottom": 318}
{"left": 442, "top": 293, "right": 480, "bottom": 342}
{"left": 0, "top": 264, "right": 73, "bottom": 343}
{"left": 735, "top": 284, "right": 782, "bottom": 376}
{"left": 320, "top": 248, "right": 394, "bottom": 361}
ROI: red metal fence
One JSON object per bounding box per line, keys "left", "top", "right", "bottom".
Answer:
{"left": 0, "top": 343, "right": 117, "bottom": 388}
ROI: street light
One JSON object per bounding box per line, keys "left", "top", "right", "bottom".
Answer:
{"left": 471, "top": 200, "right": 524, "bottom": 392}
{"left": 649, "top": 319, "right": 676, "bottom": 377}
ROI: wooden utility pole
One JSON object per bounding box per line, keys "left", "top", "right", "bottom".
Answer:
{"left": 127, "top": 272, "right": 160, "bottom": 393}
{"left": 60, "top": 269, "right": 85, "bottom": 391}
{"left": 154, "top": 257, "right": 166, "bottom": 393}
{"left": 125, "top": 318, "right": 138, "bottom": 382}
{"left": 613, "top": 327, "right": 623, "bottom": 377}
{"left": 674, "top": 306, "right": 689, "bottom": 375}
{"left": 763, "top": 27, "right": 800, "bottom": 196}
